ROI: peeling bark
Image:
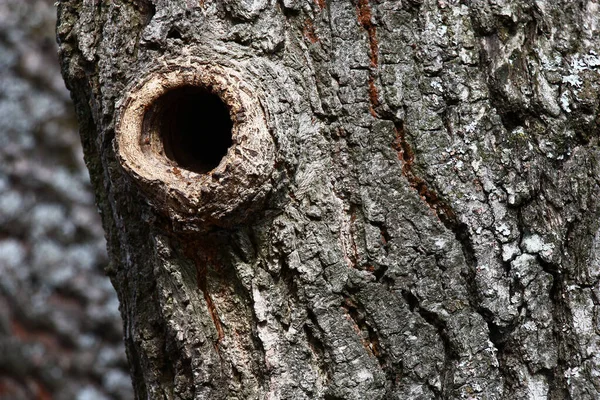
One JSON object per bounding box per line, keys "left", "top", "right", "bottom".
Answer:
{"left": 58, "top": 0, "right": 600, "bottom": 398}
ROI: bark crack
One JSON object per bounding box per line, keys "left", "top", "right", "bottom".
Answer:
{"left": 392, "top": 121, "right": 461, "bottom": 230}
{"left": 181, "top": 237, "right": 226, "bottom": 348}
{"left": 304, "top": 309, "right": 332, "bottom": 384}
{"left": 401, "top": 290, "right": 458, "bottom": 398}
{"left": 340, "top": 295, "right": 394, "bottom": 383}
{"left": 355, "top": 0, "right": 380, "bottom": 116}
{"left": 538, "top": 256, "right": 574, "bottom": 400}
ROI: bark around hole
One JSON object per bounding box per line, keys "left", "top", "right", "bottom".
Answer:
{"left": 115, "top": 61, "right": 275, "bottom": 231}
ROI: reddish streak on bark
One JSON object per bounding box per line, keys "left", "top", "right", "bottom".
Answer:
{"left": 182, "top": 239, "right": 225, "bottom": 347}
{"left": 368, "top": 79, "right": 379, "bottom": 117}
{"left": 314, "top": 0, "right": 326, "bottom": 10}
{"left": 356, "top": 0, "right": 378, "bottom": 68}
{"left": 197, "top": 264, "right": 225, "bottom": 348}
{"left": 342, "top": 298, "right": 382, "bottom": 358}
{"left": 303, "top": 18, "right": 319, "bottom": 43}
{"left": 356, "top": 0, "right": 380, "bottom": 115}
{"left": 379, "top": 229, "right": 388, "bottom": 246}
{"left": 393, "top": 123, "right": 458, "bottom": 224}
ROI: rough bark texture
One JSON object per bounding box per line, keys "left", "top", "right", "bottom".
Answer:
{"left": 0, "top": 1, "right": 132, "bottom": 399}
{"left": 58, "top": 0, "right": 600, "bottom": 399}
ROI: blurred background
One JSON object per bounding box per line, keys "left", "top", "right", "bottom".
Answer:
{"left": 0, "top": 0, "right": 133, "bottom": 398}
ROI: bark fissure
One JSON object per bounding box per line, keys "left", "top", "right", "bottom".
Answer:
{"left": 355, "top": 0, "right": 380, "bottom": 115}
{"left": 539, "top": 256, "right": 573, "bottom": 400}
{"left": 401, "top": 289, "right": 458, "bottom": 398}
{"left": 181, "top": 237, "right": 225, "bottom": 348}
{"left": 304, "top": 309, "right": 332, "bottom": 383}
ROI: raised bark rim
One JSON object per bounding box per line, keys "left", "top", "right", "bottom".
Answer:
{"left": 115, "top": 60, "right": 275, "bottom": 229}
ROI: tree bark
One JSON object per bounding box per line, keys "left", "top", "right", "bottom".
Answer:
{"left": 58, "top": 0, "right": 600, "bottom": 398}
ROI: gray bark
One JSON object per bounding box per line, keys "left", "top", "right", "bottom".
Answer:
{"left": 58, "top": 0, "right": 600, "bottom": 399}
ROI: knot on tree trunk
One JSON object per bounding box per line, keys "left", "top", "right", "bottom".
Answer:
{"left": 115, "top": 60, "right": 275, "bottom": 231}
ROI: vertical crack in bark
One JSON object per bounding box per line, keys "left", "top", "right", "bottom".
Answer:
{"left": 391, "top": 120, "right": 480, "bottom": 294}
{"left": 181, "top": 237, "right": 225, "bottom": 348}
{"left": 304, "top": 309, "right": 332, "bottom": 384}
{"left": 356, "top": 0, "right": 380, "bottom": 116}
{"left": 390, "top": 120, "right": 514, "bottom": 393}
{"left": 176, "top": 231, "right": 271, "bottom": 395}
{"left": 392, "top": 119, "right": 480, "bottom": 273}
{"left": 341, "top": 204, "right": 366, "bottom": 270}
{"left": 197, "top": 266, "right": 226, "bottom": 348}
{"left": 401, "top": 290, "right": 457, "bottom": 398}
{"left": 538, "top": 257, "right": 573, "bottom": 400}
{"left": 303, "top": 18, "right": 320, "bottom": 43}
{"left": 392, "top": 122, "right": 461, "bottom": 230}
{"left": 340, "top": 295, "right": 391, "bottom": 382}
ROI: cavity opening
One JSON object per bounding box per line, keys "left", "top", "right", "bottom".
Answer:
{"left": 147, "top": 86, "right": 233, "bottom": 174}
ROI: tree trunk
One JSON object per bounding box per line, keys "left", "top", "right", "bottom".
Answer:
{"left": 57, "top": 0, "right": 600, "bottom": 398}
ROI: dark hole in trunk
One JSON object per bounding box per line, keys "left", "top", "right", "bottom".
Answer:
{"left": 151, "top": 86, "right": 233, "bottom": 174}
{"left": 167, "top": 27, "right": 183, "bottom": 40}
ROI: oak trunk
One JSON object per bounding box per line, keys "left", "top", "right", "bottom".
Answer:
{"left": 58, "top": 0, "right": 600, "bottom": 398}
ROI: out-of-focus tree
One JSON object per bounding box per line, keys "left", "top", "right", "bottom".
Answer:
{"left": 0, "top": 1, "right": 132, "bottom": 399}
